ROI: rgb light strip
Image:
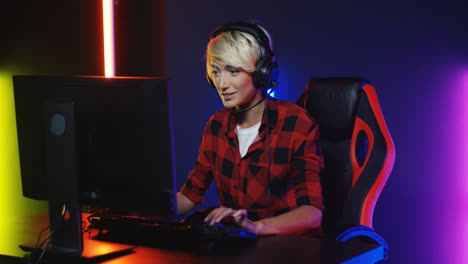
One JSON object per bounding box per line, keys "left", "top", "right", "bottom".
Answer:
{"left": 102, "top": 0, "right": 115, "bottom": 78}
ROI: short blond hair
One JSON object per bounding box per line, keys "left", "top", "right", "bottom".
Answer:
{"left": 206, "top": 30, "right": 262, "bottom": 76}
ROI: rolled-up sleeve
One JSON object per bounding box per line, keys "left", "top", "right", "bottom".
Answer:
{"left": 180, "top": 121, "right": 214, "bottom": 204}
{"left": 292, "top": 114, "right": 324, "bottom": 211}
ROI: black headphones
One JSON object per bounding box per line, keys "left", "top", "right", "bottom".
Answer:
{"left": 207, "top": 22, "right": 279, "bottom": 91}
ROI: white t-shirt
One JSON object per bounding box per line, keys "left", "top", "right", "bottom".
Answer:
{"left": 237, "top": 122, "right": 261, "bottom": 158}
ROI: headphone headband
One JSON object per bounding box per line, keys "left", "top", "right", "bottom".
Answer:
{"left": 211, "top": 22, "right": 275, "bottom": 58}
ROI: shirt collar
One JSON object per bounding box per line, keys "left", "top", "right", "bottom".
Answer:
{"left": 225, "top": 97, "right": 278, "bottom": 138}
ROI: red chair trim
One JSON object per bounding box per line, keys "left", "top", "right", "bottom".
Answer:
{"left": 360, "top": 84, "right": 396, "bottom": 227}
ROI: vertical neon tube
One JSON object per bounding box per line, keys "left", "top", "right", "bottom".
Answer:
{"left": 102, "top": 0, "right": 115, "bottom": 78}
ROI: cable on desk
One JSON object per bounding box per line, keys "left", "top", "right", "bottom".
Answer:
{"left": 34, "top": 226, "right": 50, "bottom": 250}
{"left": 23, "top": 227, "right": 56, "bottom": 264}
{"left": 34, "top": 230, "right": 55, "bottom": 264}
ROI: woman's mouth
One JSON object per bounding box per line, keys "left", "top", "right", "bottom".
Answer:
{"left": 223, "top": 92, "right": 236, "bottom": 100}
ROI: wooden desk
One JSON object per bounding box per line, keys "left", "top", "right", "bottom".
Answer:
{"left": 0, "top": 212, "right": 384, "bottom": 264}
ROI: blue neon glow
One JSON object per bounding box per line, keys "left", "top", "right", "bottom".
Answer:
{"left": 267, "top": 88, "right": 275, "bottom": 98}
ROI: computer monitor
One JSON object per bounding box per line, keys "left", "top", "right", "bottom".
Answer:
{"left": 13, "top": 75, "right": 177, "bottom": 256}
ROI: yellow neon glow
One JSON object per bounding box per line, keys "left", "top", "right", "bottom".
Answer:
{"left": 0, "top": 75, "right": 20, "bottom": 257}
{"left": 103, "top": 0, "right": 115, "bottom": 78}
{"left": 0, "top": 73, "right": 19, "bottom": 219}
{"left": 0, "top": 72, "right": 47, "bottom": 256}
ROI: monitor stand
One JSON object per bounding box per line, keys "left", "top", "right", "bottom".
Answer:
{"left": 19, "top": 101, "right": 135, "bottom": 262}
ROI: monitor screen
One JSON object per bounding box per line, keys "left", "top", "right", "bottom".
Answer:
{"left": 13, "top": 75, "right": 177, "bottom": 218}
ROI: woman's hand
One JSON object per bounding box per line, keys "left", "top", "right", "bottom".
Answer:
{"left": 202, "top": 205, "right": 321, "bottom": 235}
{"left": 204, "top": 207, "right": 259, "bottom": 234}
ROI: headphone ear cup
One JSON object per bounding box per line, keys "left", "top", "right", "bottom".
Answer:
{"left": 253, "top": 55, "right": 270, "bottom": 90}
{"left": 253, "top": 54, "right": 278, "bottom": 91}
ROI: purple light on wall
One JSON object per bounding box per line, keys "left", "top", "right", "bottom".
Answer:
{"left": 445, "top": 66, "right": 468, "bottom": 263}
{"left": 462, "top": 69, "right": 468, "bottom": 264}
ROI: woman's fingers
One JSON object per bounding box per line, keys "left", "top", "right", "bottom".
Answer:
{"left": 204, "top": 207, "right": 222, "bottom": 223}
{"left": 202, "top": 207, "right": 257, "bottom": 234}
{"left": 232, "top": 209, "right": 248, "bottom": 226}
{"left": 213, "top": 208, "right": 234, "bottom": 224}
{"left": 232, "top": 209, "right": 246, "bottom": 218}
{"left": 204, "top": 207, "right": 237, "bottom": 225}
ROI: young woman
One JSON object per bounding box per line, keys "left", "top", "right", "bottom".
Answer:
{"left": 177, "top": 22, "right": 323, "bottom": 236}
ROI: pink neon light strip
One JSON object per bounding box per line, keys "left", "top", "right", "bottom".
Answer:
{"left": 102, "top": 0, "right": 115, "bottom": 78}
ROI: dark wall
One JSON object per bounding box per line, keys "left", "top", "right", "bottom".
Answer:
{"left": 166, "top": 1, "right": 468, "bottom": 263}
{"left": 114, "top": 0, "right": 165, "bottom": 76}
{"left": 4, "top": 0, "right": 165, "bottom": 76}
{"left": 5, "top": 0, "right": 102, "bottom": 75}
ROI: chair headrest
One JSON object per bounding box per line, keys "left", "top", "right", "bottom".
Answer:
{"left": 297, "top": 78, "right": 367, "bottom": 141}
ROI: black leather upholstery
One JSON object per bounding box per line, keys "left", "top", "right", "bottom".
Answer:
{"left": 297, "top": 77, "right": 394, "bottom": 236}
{"left": 297, "top": 78, "right": 364, "bottom": 141}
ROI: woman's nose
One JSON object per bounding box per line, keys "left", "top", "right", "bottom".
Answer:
{"left": 217, "top": 73, "right": 229, "bottom": 90}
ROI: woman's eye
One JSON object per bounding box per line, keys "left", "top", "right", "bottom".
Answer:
{"left": 212, "top": 70, "right": 219, "bottom": 76}
{"left": 230, "top": 69, "right": 239, "bottom": 75}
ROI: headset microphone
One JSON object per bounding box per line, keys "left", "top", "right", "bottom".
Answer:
{"left": 231, "top": 97, "right": 267, "bottom": 114}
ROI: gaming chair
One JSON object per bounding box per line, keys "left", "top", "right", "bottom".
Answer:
{"left": 296, "top": 77, "right": 395, "bottom": 259}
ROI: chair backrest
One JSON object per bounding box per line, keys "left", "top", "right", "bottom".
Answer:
{"left": 296, "top": 77, "right": 395, "bottom": 235}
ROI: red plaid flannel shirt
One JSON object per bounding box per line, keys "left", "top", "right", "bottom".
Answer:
{"left": 180, "top": 98, "right": 324, "bottom": 221}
